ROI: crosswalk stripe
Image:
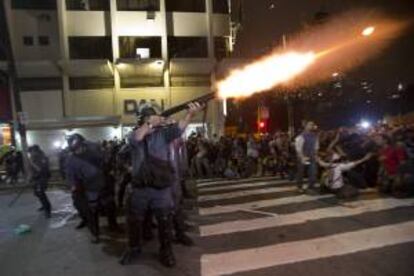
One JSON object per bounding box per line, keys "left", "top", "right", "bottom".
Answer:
{"left": 200, "top": 220, "right": 414, "bottom": 276}
{"left": 198, "top": 186, "right": 299, "bottom": 202}
{"left": 198, "top": 179, "right": 291, "bottom": 193}
{"left": 200, "top": 197, "right": 414, "bottom": 236}
{"left": 198, "top": 194, "right": 332, "bottom": 215}
{"left": 197, "top": 176, "right": 282, "bottom": 188}
{"left": 198, "top": 188, "right": 376, "bottom": 216}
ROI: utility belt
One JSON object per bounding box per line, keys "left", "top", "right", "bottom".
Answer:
{"left": 131, "top": 176, "right": 172, "bottom": 190}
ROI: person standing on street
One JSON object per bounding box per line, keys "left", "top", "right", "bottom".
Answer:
{"left": 28, "top": 145, "right": 51, "bottom": 218}
{"left": 65, "top": 134, "right": 119, "bottom": 244}
{"left": 119, "top": 102, "right": 203, "bottom": 267}
{"left": 295, "top": 121, "right": 319, "bottom": 192}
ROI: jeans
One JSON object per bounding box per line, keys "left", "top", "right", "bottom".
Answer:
{"left": 296, "top": 157, "right": 317, "bottom": 189}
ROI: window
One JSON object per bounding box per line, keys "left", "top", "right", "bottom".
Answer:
{"left": 12, "top": 0, "right": 56, "bottom": 10}
{"left": 120, "top": 76, "right": 163, "bottom": 88}
{"left": 19, "top": 78, "right": 62, "bottom": 91}
{"left": 214, "top": 36, "right": 229, "bottom": 59}
{"left": 119, "top": 37, "right": 162, "bottom": 59}
{"left": 69, "top": 36, "right": 113, "bottom": 59}
{"left": 23, "top": 36, "right": 34, "bottom": 46}
{"left": 168, "top": 37, "right": 207, "bottom": 58}
{"left": 38, "top": 36, "right": 50, "bottom": 46}
{"left": 166, "top": 0, "right": 205, "bottom": 12}
{"left": 117, "top": 0, "right": 159, "bottom": 11}
{"left": 66, "top": 0, "right": 110, "bottom": 11}
{"left": 69, "top": 77, "right": 114, "bottom": 90}
{"left": 171, "top": 76, "right": 211, "bottom": 87}
{"left": 213, "top": 0, "right": 228, "bottom": 14}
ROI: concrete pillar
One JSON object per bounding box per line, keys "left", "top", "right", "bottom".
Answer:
{"left": 3, "top": 0, "right": 18, "bottom": 122}
{"left": 160, "top": 0, "right": 172, "bottom": 108}
{"left": 110, "top": 0, "right": 121, "bottom": 116}
{"left": 57, "top": 0, "right": 70, "bottom": 117}
{"left": 205, "top": 0, "right": 215, "bottom": 59}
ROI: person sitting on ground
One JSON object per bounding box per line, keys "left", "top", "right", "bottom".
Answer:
{"left": 318, "top": 152, "right": 373, "bottom": 200}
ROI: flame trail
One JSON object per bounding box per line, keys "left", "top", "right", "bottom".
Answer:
{"left": 217, "top": 52, "right": 316, "bottom": 98}
{"left": 216, "top": 10, "right": 409, "bottom": 99}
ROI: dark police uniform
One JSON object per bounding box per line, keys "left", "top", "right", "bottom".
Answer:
{"left": 66, "top": 140, "right": 118, "bottom": 243}
{"left": 29, "top": 146, "right": 51, "bottom": 218}
{"left": 120, "top": 123, "right": 182, "bottom": 267}
{"left": 170, "top": 137, "right": 194, "bottom": 246}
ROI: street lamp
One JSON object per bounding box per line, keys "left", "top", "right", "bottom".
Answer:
{"left": 362, "top": 26, "right": 375, "bottom": 37}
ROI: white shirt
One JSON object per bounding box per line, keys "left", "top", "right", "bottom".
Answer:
{"left": 324, "top": 162, "right": 356, "bottom": 190}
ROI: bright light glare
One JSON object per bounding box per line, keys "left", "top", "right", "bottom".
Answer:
{"left": 53, "top": 141, "right": 62, "bottom": 148}
{"left": 217, "top": 51, "right": 316, "bottom": 98}
{"left": 61, "top": 141, "right": 68, "bottom": 149}
{"left": 362, "top": 26, "right": 375, "bottom": 36}
{"left": 332, "top": 72, "right": 339, "bottom": 77}
{"left": 359, "top": 120, "right": 371, "bottom": 129}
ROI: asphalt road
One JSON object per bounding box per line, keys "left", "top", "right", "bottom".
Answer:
{"left": 1, "top": 177, "right": 413, "bottom": 276}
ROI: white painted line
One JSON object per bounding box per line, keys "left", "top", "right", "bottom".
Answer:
{"left": 197, "top": 176, "right": 282, "bottom": 188}
{"left": 199, "top": 179, "right": 290, "bottom": 193}
{"left": 201, "top": 220, "right": 414, "bottom": 276}
{"left": 199, "top": 194, "right": 332, "bottom": 216}
{"left": 214, "top": 206, "right": 279, "bottom": 217}
{"left": 200, "top": 198, "right": 414, "bottom": 236}
{"left": 198, "top": 186, "right": 297, "bottom": 202}
{"left": 199, "top": 189, "right": 376, "bottom": 216}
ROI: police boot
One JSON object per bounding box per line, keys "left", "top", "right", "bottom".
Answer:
{"left": 75, "top": 220, "right": 87, "bottom": 229}
{"left": 173, "top": 209, "right": 194, "bottom": 246}
{"left": 89, "top": 208, "right": 100, "bottom": 244}
{"left": 157, "top": 214, "right": 176, "bottom": 268}
{"left": 106, "top": 203, "right": 122, "bottom": 233}
{"left": 119, "top": 216, "right": 143, "bottom": 265}
{"left": 143, "top": 210, "right": 154, "bottom": 241}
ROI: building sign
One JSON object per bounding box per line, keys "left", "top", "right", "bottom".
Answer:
{"left": 123, "top": 99, "right": 165, "bottom": 115}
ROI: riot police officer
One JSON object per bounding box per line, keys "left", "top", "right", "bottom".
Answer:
{"left": 119, "top": 102, "right": 203, "bottom": 267}
{"left": 65, "top": 134, "right": 119, "bottom": 244}
{"left": 28, "top": 145, "right": 51, "bottom": 218}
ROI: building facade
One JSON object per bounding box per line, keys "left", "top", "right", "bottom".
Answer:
{"left": 0, "top": 0, "right": 241, "bottom": 161}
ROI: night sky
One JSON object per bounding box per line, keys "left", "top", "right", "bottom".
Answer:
{"left": 229, "top": 0, "right": 414, "bottom": 130}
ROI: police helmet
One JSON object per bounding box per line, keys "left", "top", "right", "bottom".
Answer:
{"left": 66, "top": 133, "right": 85, "bottom": 152}
{"left": 136, "top": 102, "right": 160, "bottom": 125}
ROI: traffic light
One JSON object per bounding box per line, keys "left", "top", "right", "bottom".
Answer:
{"left": 259, "top": 121, "right": 265, "bottom": 129}
{"left": 258, "top": 120, "right": 267, "bottom": 133}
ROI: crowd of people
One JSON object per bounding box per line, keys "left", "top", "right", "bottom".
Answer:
{"left": 0, "top": 147, "right": 23, "bottom": 185}
{"left": 1, "top": 113, "right": 413, "bottom": 268}
{"left": 186, "top": 121, "right": 414, "bottom": 199}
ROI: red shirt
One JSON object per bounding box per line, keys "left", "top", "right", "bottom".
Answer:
{"left": 380, "top": 146, "right": 406, "bottom": 176}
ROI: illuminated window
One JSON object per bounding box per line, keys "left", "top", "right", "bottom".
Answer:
{"left": 0, "top": 125, "right": 12, "bottom": 146}
{"left": 119, "top": 36, "right": 162, "bottom": 59}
